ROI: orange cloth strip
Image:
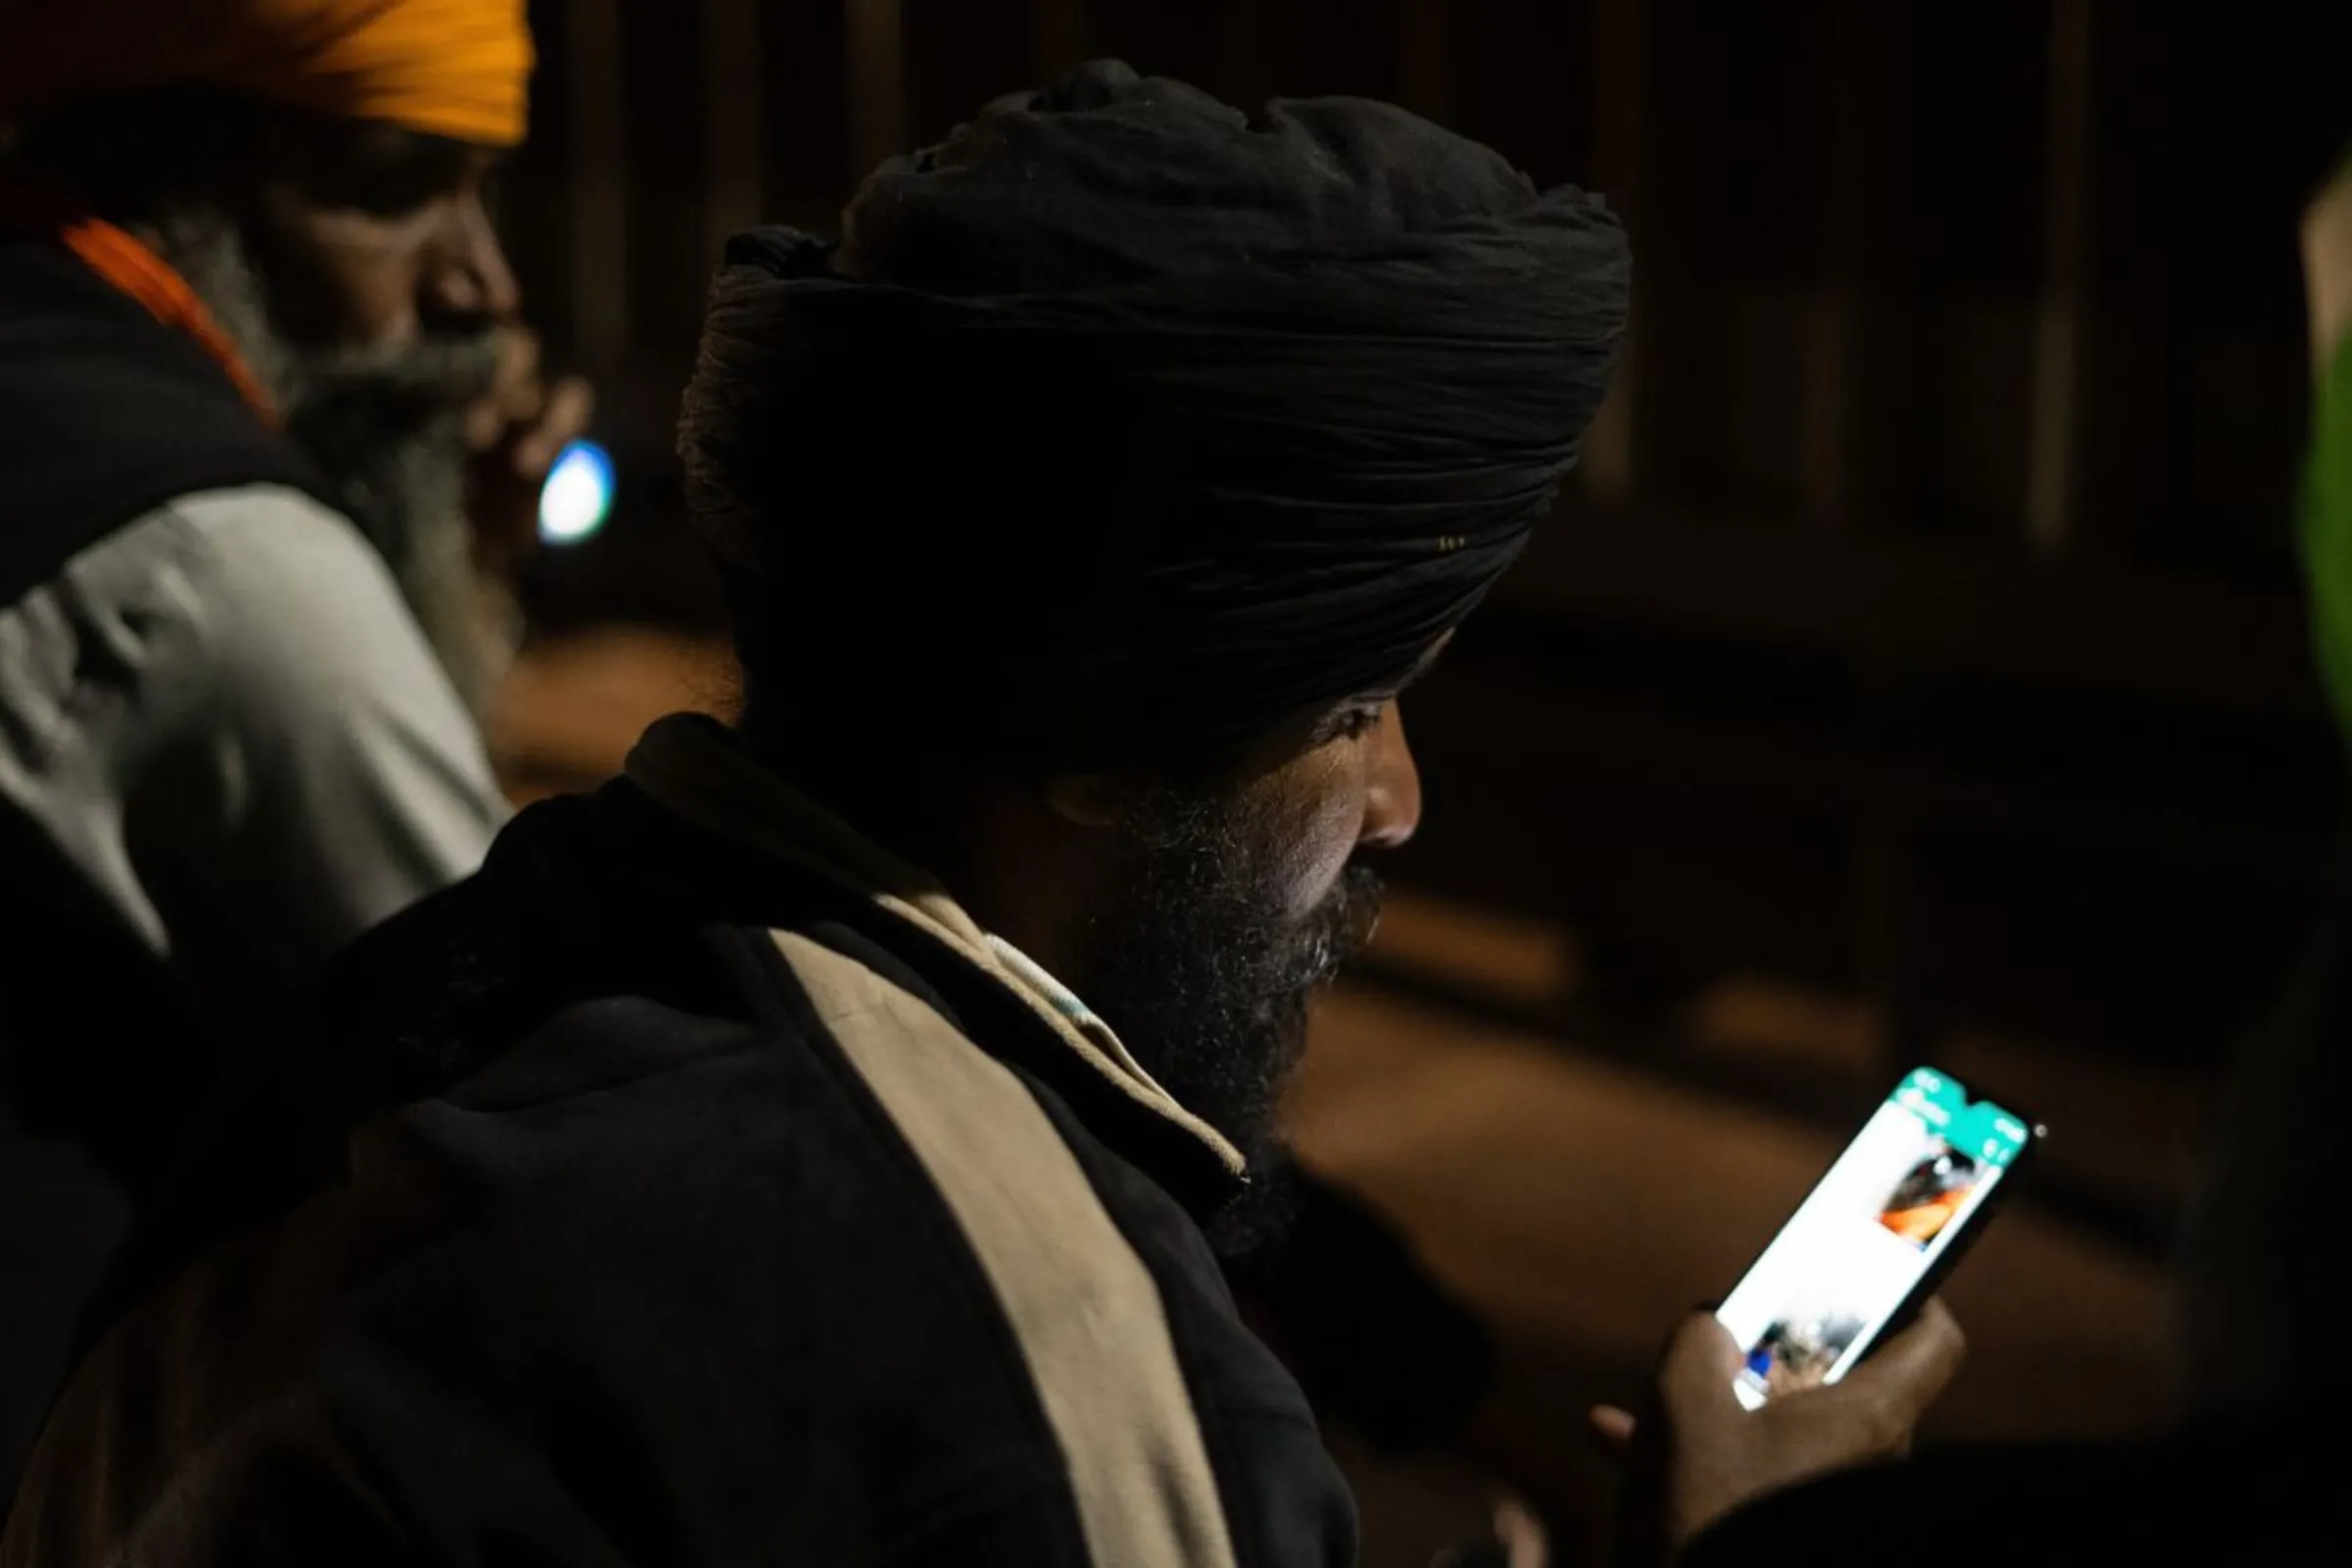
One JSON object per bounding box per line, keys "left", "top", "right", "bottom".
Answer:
{"left": 0, "top": 173, "right": 277, "bottom": 423}
{"left": 56, "top": 217, "right": 279, "bottom": 422}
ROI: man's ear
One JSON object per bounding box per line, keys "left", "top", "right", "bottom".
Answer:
{"left": 1041, "top": 773, "right": 1129, "bottom": 829}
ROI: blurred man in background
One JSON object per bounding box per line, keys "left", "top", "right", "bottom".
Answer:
{"left": 0, "top": 0, "right": 581, "bottom": 1501}
{"left": 2, "top": 61, "right": 1962, "bottom": 1566}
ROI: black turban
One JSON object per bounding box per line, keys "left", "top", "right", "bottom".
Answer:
{"left": 681, "top": 59, "right": 1629, "bottom": 773}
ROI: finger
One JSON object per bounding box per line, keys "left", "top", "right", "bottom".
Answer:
{"left": 465, "top": 387, "right": 510, "bottom": 453}
{"left": 1587, "top": 1404, "right": 1637, "bottom": 1455}
{"left": 1494, "top": 1497, "right": 1549, "bottom": 1568}
{"left": 496, "top": 325, "right": 542, "bottom": 402}
{"left": 1654, "top": 1310, "right": 1744, "bottom": 1409}
{"left": 513, "top": 376, "right": 597, "bottom": 477}
{"left": 1833, "top": 1298, "right": 1966, "bottom": 1433}
{"left": 468, "top": 329, "right": 544, "bottom": 450}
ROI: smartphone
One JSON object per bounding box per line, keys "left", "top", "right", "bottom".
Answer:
{"left": 1715, "top": 1064, "right": 2043, "bottom": 1410}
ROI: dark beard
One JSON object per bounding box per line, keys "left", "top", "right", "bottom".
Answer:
{"left": 1068, "top": 786, "right": 1386, "bottom": 1256}
{"left": 152, "top": 208, "right": 518, "bottom": 716}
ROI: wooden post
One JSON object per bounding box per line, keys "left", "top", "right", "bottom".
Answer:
{"left": 1218, "top": 0, "right": 1266, "bottom": 111}
{"left": 703, "top": 0, "right": 764, "bottom": 267}
{"left": 1582, "top": 0, "right": 1642, "bottom": 510}
{"left": 845, "top": 0, "right": 907, "bottom": 180}
{"left": 1799, "top": 6, "right": 1876, "bottom": 531}
{"left": 1037, "top": 0, "right": 1089, "bottom": 81}
{"left": 1399, "top": 0, "right": 1448, "bottom": 123}
{"left": 2026, "top": 0, "right": 2093, "bottom": 561}
{"left": 568, "top": 0, "right": 628, "bottom": 372}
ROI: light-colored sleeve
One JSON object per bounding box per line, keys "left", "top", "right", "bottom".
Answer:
{"left": 159, "top": 485, "right": 512, "bottom": 975}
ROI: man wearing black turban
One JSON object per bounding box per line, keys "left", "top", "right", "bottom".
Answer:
{"left": 4, "top": 64, "right": 1959, "bottom": 1567}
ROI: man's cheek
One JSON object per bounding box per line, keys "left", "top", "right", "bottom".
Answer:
{"left": 1283, "top": 792, "right": 1367, "bottom": 923}
{"left": 292, "top": 220, "right": 429, "bottom": 348}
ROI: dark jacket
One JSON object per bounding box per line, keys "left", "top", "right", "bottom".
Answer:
{"left": 0, "top": 232, "right": 318, "bottom": 609}
{"left": 1, "top": 715, "right": 1356, "bottom": 1567}
{"left": 0, "top": 228, "right": 326, "bottom": 1505}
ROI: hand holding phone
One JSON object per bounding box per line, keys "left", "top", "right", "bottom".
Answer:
{"left": 1715, "top": 1065, "right": 2039, "bottom": 1408}
{"left": 1603, "top": 1302, "right": 1967, "bottom": 1566}
{"left": 1597, "top": 1065, "right": 2031, "bottom": 1563}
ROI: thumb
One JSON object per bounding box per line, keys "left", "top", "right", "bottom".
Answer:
{"left": 1588, "top": 1404, "right": 1638, "bottom": 1457}
{"left": 1655, "top": 1311, "right": 1745, "bottom": 1410}
{"left": 1820, "top": 1298, "right": 1967, "bottom": 1441}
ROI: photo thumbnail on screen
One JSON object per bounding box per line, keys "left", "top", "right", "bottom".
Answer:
{"left": 1742, "top": 1310, "right": 1868, "bottom": 1398}
{"left": 1879, "top": 1145, "right": 1980, "bottom": 1248}
{"left": 1717, "top": 1067, "right": 2035, "bottom": 1409}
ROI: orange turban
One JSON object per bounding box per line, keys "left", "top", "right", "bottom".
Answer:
{"left": 0, "top": 0, "right": 533, "bottom": 148}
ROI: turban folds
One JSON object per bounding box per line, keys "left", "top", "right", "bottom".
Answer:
{"left": 683, "top": 61, "right": 1630, "bottom": 773}
{"left": 0, "top": 0, "right": 531, "bottom": 147}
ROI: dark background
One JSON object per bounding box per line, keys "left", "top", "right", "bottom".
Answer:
{"left": 485, "top": 10, "right": 2352, "bottom": 1546}
{"left": 506, "top": 0, "right": 2352, "bottom": 1189}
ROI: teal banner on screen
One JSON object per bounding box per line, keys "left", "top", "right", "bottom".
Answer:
{"left": 1893, "top": 1067, "right": 2030, "bottom": 1168}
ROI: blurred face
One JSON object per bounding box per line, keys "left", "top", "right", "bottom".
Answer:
{"left": 146, "top": 110, "right": 526, "bottom": 712}
{"left": 1062, "top": 638, "right": 1441, "bottom": 1251}
{"left": 244, "top": 117, "right": 519, "bottom": 351}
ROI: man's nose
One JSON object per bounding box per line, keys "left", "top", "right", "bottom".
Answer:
{"left": 1357, "top": 699, "right": 1424, "bottom": 851}
{"left": 423, "top": 197, "right": 520, "bottom": 331}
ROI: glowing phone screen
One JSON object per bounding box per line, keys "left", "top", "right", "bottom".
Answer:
{"left": 1717, "top": 1066, "right": 2034, "bottom": 1408}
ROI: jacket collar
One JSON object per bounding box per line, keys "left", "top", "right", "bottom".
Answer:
{"left": 625, "top": 714, "right": 1249, "bottom": 1190}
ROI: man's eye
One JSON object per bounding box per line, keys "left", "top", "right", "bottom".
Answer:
{"left": 320, "top": 166, "right": 458, "bottom": 219}
{"left": 1334, "top": 708, "right": 1383, "bottom": 741}
{"left": 289, "top": 131, "right": 472, "bottom": 219}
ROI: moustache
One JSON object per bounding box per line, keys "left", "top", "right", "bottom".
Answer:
{"left": 282, "top": 332, "right": 507, "bottom": 422}
{"left": 1283, "top": 862, "right": 1386, "bottom": 993}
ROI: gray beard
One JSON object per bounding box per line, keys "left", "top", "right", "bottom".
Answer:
{"left": 152, "top": 209, "right": 520, "bottom": 719}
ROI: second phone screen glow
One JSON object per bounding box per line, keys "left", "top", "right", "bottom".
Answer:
{"left": 539, "top": 439, "right": 614, "bottom": 546}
